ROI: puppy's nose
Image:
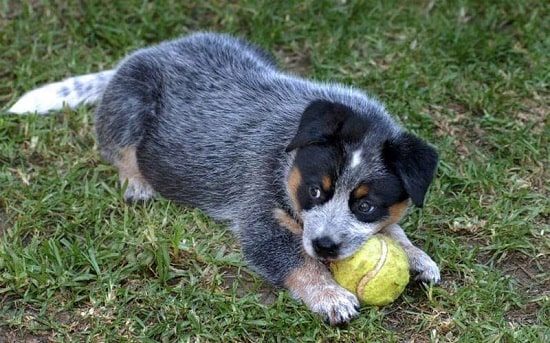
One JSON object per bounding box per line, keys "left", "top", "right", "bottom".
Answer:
{"left": 312, "top": 236, "right": 341, "bottom": 259}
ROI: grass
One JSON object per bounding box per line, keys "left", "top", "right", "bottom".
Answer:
{"left": 0, "top": 0, "right": 548, "bottom": 342}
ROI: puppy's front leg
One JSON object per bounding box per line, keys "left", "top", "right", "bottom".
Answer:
{"left": 240, "top": 211, "right": 359, "bottom": 325}
{"left": 284, "top": 255, "right": 360, "bottom": 325}
{"left": 381, "top": 224, "right": 441, "bottom": 284}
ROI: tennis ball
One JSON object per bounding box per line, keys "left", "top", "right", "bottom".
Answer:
{"left": 330, "top": 234, "right": 410, "bottom": 306}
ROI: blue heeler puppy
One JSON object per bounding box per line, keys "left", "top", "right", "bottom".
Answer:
{"left": 9, "top": 32, "right": 440, "bottom": 325}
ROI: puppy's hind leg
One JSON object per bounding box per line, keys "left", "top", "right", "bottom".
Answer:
{"left": 94, "top": 53, "right": 161, "bottom": 203}
{"left": 113, "top": 147, "right": 157, "bottom": 202}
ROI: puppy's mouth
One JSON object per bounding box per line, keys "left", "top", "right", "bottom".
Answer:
{"left": 318, "top": 254, "right": 353, "bottom": 271}
{"left": 316, "top": 253, "right": 347, "bottom": 265}
{"left": 320, "top": 259, "right": 333, "bottom": 269}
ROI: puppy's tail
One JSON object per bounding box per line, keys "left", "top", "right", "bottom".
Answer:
{"left": 8, "top": 70, "right": 116, "bottom": 114}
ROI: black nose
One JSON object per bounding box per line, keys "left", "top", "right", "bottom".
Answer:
{"left": 312, "top": 236, "right": 341, "bottom": 258}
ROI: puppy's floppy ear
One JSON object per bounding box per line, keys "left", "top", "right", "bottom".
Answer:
{"left": 286, "top": 100, "right": 351, "bottom": 152}
{"left": 383, "top": 132, "right": 438, "bottom": 207}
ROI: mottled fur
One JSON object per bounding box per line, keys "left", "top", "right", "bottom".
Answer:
{"left": 9, "top": 32, "right": 440, "bottom": 325}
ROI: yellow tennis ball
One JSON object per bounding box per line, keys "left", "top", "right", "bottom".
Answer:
{"left": 330, "top": 234, "right": 410, "bottom": 306}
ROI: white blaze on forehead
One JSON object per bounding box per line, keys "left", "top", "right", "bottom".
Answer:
{"left": 350, "top": 149, "right": 363, "bottom": 168}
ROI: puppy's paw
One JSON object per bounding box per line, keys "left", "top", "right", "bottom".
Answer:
{"left": 408, "top": 248, "right": 441, "bottom": 284}
{"left": 310, "top": 285, "right": 360, "bottom": 326}
{"left": 123, "top": 178, "right": 157, "bottom": 203}
{"left": 284, "top": 258, "right": 359, "bottom": 325}
{"left": 380, "top": 224, "right": 440, "bottom": 284}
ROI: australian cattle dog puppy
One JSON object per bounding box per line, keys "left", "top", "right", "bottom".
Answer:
{"left": 9, "top": 32, "right": 440, "bottom": 325}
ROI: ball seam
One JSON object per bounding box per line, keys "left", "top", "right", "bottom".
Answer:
{"left": 356, "top": 237, "right": 388, "bottom": 296}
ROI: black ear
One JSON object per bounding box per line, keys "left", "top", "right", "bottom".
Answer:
{"left": 383, "top": 132, "right": 438, "bottom": 207}
{"left": 286, "top": 100, "right": 365, "bottom": 152}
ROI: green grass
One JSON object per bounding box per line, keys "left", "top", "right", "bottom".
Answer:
{"left": 1, "top": 0, "right": 548, "bottom": 342}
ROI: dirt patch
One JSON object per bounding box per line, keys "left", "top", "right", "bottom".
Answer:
{"left": 0, "top": 297, "right": 55, "bottom": 343}
{"left": 274, "top": 48, "right": 312, "bottom": 77}
{"left": 429, "top": 103, "right": 489, "bottom": 158}
{"left": 0, "top": 327, "right": 53, "bottom": 343}
{"left": 478, "top": 249, "right": 549, "bottom": 327}
{"left": 495, "top": 250, "right": 549, "bottom": 298}
{"left": 0, "top": 303, "right": 102, "bottom": 343}
{"left": 383, "top": 280, "right": 460, "bottom": 342}
{"left": 515, "top": 98, "right": 549, "bottom": 135}
{"left": 429, "top": 95, "right": 549, "bottom": 159}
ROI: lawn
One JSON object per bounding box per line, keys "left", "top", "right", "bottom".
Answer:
{"left": 0, "top": 0, "right": 548, "bottom": 342}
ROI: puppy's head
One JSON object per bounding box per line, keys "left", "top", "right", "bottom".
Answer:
{"left": 285, "top": 100, "right": 438, "bottom": 261}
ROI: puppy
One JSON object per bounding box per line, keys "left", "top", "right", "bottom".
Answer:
{"left": 8, "top": 32, "right": 440, "bottom": 325}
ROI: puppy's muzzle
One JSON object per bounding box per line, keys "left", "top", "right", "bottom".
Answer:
{"left": 312, "top": 236, "right": 341, "bottom": 259}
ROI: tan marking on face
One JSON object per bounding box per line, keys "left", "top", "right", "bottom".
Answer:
{"left": 273, "top": 208, "right": 303, "bottom": 236}
{"left": 114, "top": 147, "right": 147, "bottom": 185}
{"left": 322, "top": 175, "right": 332, "bottom": 193}
{"left": 287, "top": 167, "right": 302, "bottom": 212}
{"left": 382, "top": 199, "right": 410, "bottom": 227}
{"left": 353, "top": 184, "right": 370, "bottom": 199}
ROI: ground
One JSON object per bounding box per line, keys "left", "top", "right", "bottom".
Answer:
{"left": 0, "top": 1, "right": 548, "bottom": 342}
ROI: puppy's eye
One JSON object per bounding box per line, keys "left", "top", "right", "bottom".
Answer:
{"left": 309, "top": 186, "right": 322, "bottom": 199}
{"left": 358, "top": 199, "right": 375, "bottom": 214}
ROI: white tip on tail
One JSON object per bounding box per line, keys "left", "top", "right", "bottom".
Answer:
{"left": 8, "top": 70, "right": 116, "bottom": 115}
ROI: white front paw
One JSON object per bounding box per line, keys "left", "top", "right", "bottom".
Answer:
{"left": 308, "top": 285, "right": 360, "bottom": 325}
{"left": 284, "top": 258, "right": 360, "bottom": 325}
{"left": 407, "top": 248, "right": 441, "bottom": 284}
